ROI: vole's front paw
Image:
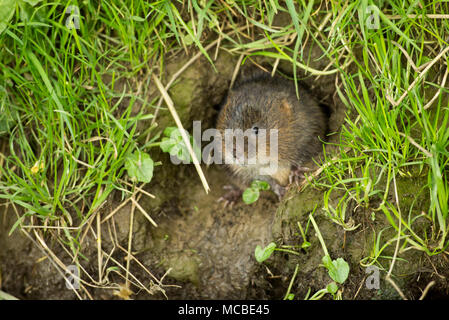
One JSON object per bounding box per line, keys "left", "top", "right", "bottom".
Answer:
{"left": 217, "top": 185, "right": 243, "bottom": 208}
{"left": 272, "top": 183, "right": 287, "bottom": 200}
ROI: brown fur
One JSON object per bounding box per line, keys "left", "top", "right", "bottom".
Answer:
{"left": 216, "top": 68, "right": 328, "bottom": 188}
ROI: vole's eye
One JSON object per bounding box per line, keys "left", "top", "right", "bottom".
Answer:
{"left": 252, "top": 126, "right": 259, "bottom": 135}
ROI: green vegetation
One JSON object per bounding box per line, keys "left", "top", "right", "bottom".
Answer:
{"left": 308, "top": 214, "right": 349, "bottom": 300}
{"left": 242, "top": 179, "right": 270, "bottom": 204}
{"left": 310, "top": 1, "right": 449, "bottom": 257}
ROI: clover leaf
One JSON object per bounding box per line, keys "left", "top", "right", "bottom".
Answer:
{"left": 322, "top": 255, "right": 349, "bottom": 284}
{"left": 125, "top": 151, "right": 154, "bottom": 183}
{"left": 242, "top": 180, "right": 270, "bottom": 204}
{"left": 160, "top": 127, "right": 200, "bottom": 163}
{"left": 255, "top": 242, "right": 277, "bottom": 263}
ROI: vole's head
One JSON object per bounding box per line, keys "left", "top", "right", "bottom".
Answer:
{"left": 216, "top": 82, "right": 294, "bottom": 167}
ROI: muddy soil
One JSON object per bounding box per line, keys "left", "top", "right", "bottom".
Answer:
{"left": 1, "top": 34, "right": 449, "bottom": 300}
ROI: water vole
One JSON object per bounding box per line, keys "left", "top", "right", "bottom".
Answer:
{"left": 216, "top": 68, "right": 328, "bottom": 200}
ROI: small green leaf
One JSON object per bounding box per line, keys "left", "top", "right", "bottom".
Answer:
{"left": 0, "top": 0, "right": 15, "bottom": 34}
{"left": 163, "top": 126, "right": 177, "bottom": 137}
{"left": 160, "top": 127, "right": 200, "bottom": 163}
{"left": 255, "top": 242, "right": 276, "bottom": 263}
{"left": 322, "top": 255, "right": 333, "bottom": 269}
{"left": 250, "top": 180, "right": 270, "bottom": 190}
{"left": 287, "top": 293, "right": 295, "bottom": 300}
{"left": 125, "top": 151, "right": 154, "bottom": 183}
{"left": 301, "top": 241, "right": 311, "bottom": 249}
{"left": 160, "top": 137, "right": 177, "bottom": 153}
{"left": 331, "top": 258, "right": 349, "bottom": 284}
{"left": 322, "top": 255, "right": 349, "bottom": 284}
{"left": 243, "top": 187, "right": 260, "bottom": 204}
{"left": 326, "top": 282, "right": 338, "bottom": 294}
{"left": 182, "top": 33, "right": 194, "bottom": 46}
{"left": 242, "top": 180, "right": 270, "bottom": 204}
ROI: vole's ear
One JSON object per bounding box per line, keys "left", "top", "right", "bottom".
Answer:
{"left": 280, "top": 99, "right": 292, "bottom": 117}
